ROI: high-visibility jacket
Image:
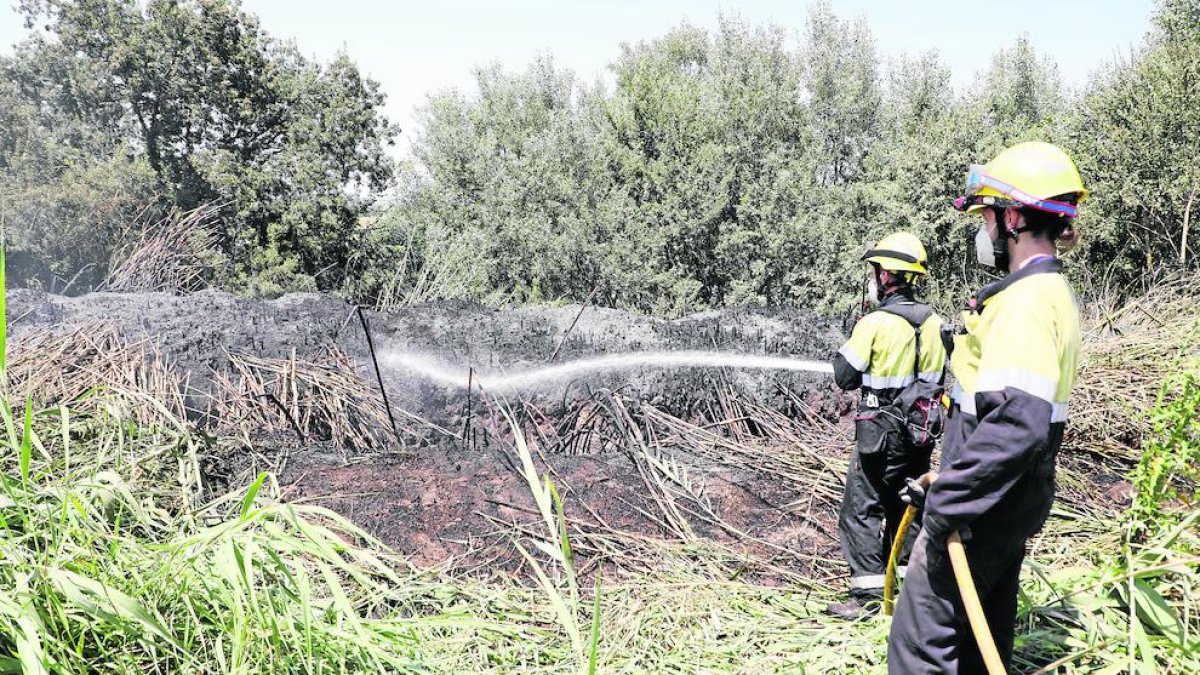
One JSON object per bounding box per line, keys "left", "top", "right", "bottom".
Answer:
{"left": 833, "top": 291, "right": 946, "bottom": 595}
{"left": 834, "top": 293, "right": 947, "bottom": 400}
{"left": 924, "top": 257, "right": 1081, "bottom": 545}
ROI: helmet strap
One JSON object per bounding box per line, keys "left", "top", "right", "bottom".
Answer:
{"left": 877, "top": 267, "right": 913, "bottom": 297}
{"left": 990, "top": 207, "right": 1012, "bottom": 273}
{"left": 873, "top": 266, "right": 888, "bottom": 300}
{"left": 1014, "top": 206, "right": 1072, "bottom": 241}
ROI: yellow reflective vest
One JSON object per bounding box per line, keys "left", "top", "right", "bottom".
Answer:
{"left": 835, "top": 295, "right": 947, "bottom": 397}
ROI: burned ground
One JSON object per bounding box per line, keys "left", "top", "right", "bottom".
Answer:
{"left": 7, "top": 289, "right": 854, "bottom": 578}
{"left": 6, "top": 289, "right": 845, "bottom": 419}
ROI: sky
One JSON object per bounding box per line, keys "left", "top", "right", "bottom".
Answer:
{"left": 0, "top": 0, "right": 1156, "bottom": 156}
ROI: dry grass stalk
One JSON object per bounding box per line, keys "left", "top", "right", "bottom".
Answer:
{"left": 5, "top": 322, "right": 190, "bottom": 427}
{"left": 494, "top": 383, "right": 849, "bottom": 581}
{"left": 102, "top": 203, "right": 224, "bottom": 294}
{"left": 638, "top": 393, "right": 848, "bottom": 505}
{"left": 208, "top": 343, "right": 417, "bottom": 451}
{"left": 1068, "top": 273, "right": 1200, "bottom": 468}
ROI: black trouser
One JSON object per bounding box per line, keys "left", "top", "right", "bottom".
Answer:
{"left": 838, "top": 414, "right": 931, "bottom": 598}
{"left": 888, "top": 529, "right": 1025, "bottom": 674}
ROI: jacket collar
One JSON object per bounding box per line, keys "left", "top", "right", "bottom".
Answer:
{"left": 880, "top": 288, "right": 917, "bottom": 308}
{"left": 971, "top": 257, "right": 1063, "bottom": 311}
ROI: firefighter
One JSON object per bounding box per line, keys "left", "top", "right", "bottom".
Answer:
{"left": 826, "top": 232, "right": 947, "bottom": 620}
{"left": 888, "top": 141, "right": 1086, "bottom": 673}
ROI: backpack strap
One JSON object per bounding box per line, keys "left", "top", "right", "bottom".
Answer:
{"left": 876, "top": 303, "right": 933, "bottom": 381}
{"left": 911, "top": 319, "right": 921, "bottom": 380}
{"left": 875, "top": 302, "right": 933, "bottom": 328}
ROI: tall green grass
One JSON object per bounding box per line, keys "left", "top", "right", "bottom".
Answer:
{"left": 0, "top": 398, "right": 423, "bottom": 672}
{"left": 1013, "top": 347, "right": 1200, "bottom": 674}
{"left": 0, "top": 242, "right": 434, "bottom": 672}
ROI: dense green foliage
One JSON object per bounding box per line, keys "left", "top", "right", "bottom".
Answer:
{"left": 1072, "top": 0, "right": 1200, "bottom": 287}
{"left": 363, "top": 0, "right": 1200, "bottom": 315}
{"left": 1, "top": 0, "right": 395, "bottom": 294}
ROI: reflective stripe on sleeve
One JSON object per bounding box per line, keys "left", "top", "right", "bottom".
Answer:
{"left": 954, "top": 382, "right": 1069, "bottom": 421}
{"left": 838, "top": 344, "right": 868, "bottom": 372}
{"left": 976, "top": 368, "right": 1058, "bottom": 403}
{"left": 951, "top": 383, "right": 977, "bottom": 416}
{"left": 1052, "top": 402, "right": 1068, "bottom": 423}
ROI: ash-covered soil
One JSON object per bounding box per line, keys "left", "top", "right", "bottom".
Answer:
{"left": 7, "top": 289, "right": 850, "bottom": 571}
{"left": 7, "top": 289, "right": 843, "bottom": 418}
{"left": 279, "top": 445, "right": 840, "bottom": 576}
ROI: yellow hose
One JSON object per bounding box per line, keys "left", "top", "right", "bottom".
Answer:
{"left": 947, "top": 531, "right": 1006, "bottom": 675}
{"left": 882, "top": 504, "right": 918, "bottom": 616}
{"left": 883, "top": 473, "right": 1002, "bottom": 672}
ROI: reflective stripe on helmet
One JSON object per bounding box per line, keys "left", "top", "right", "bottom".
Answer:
{"left": 955, "top": 143, "right": 1087, "bottom": 217}
{"left": 862, "top": 248, "right": 920, "bottom": 264}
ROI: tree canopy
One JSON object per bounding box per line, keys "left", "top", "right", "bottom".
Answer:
{"left": 368, "top": 1, "right": 1200, "bottom": 315}
{"left": 1, "top": 0, "right": 396, "bottom": 293}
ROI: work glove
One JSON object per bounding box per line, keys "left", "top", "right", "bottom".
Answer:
{"left": 899, "top": 476, "right": 927, "bottom": 509}
{"left": 940, "top": 324, "right": 956, "bottom": 357}
{"left": 923, "top": 509, "right": 971, "bottom": 552}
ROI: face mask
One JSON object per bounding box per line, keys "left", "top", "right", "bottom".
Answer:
{"left": 975, "top": 220, "right": 1011, "bottom": 272}
{"left": 867, "top": 276, "right": 881, "bottom": 306}
{"left": 975, "top": 224, "right": 996, "bottom": 267}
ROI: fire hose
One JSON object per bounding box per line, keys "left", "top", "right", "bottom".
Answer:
{"left": 882, "top": 504, "right": 917, "bottom": 615}
{"left": 882, "top": 482, "right": 1005, "bottom": 675}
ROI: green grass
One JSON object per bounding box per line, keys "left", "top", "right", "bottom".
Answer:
{"left": 0, "top": 399, "right": 423, "bottom": 672}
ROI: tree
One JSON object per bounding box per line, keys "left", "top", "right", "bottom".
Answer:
{"left": 0, "top": 42, "right": 157, "bottom": 290}
{"left": 1070, "top": 0, "right": 1200, "bottom": 282}
{"left": 980, "top": 34, "right": 1064, "bottom": 131}
{"left": 376, "top": 56, "right": 639, "bottom": 308}
{"left": 365, "top": 1, "right": 1200, "bottom": 316}
{"left": 801, "top": 1, "right": 881, "bottom": 187}
{"left": 3, "top": 0, "right": 396, "bottom": 293}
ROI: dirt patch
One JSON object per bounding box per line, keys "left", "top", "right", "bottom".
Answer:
{"left": 279, "top": 439, "right": 842, "bottom": 579}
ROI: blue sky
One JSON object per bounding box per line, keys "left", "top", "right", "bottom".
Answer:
{"left": 0, "top": 0, "right": 1155, "bottom": 154}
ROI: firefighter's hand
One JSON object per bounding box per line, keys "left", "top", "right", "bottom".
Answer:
{"left": 899, "top": 472, "right": 939, "bottom": 508}
{"left": 940, "top": 324, "right": 955, "bottom": 356}
{"left": 899, "top": 477, "right": 927, "bottom": 509}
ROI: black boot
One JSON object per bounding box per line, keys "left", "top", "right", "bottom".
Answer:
{"left": 824, "top": 593, "right": 882, "bottom": 620}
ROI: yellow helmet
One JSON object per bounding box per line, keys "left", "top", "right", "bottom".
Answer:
{"left": 954, "top": 141, "right": 1087, "bottom": 218}
{"left": 862, "top": 232, "right": 929, "bottom": 275}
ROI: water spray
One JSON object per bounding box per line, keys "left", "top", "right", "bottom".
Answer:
{"left": 384, "top": 350, "right": 833, "bottom": 392}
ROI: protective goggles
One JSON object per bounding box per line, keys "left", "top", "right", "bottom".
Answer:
{"left": 952, "top": 164, "right": 1078, "bottom": 218}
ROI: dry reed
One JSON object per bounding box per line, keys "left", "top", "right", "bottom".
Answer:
{"left": 102, "top": 203, "right": 224, "bottom": 294}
